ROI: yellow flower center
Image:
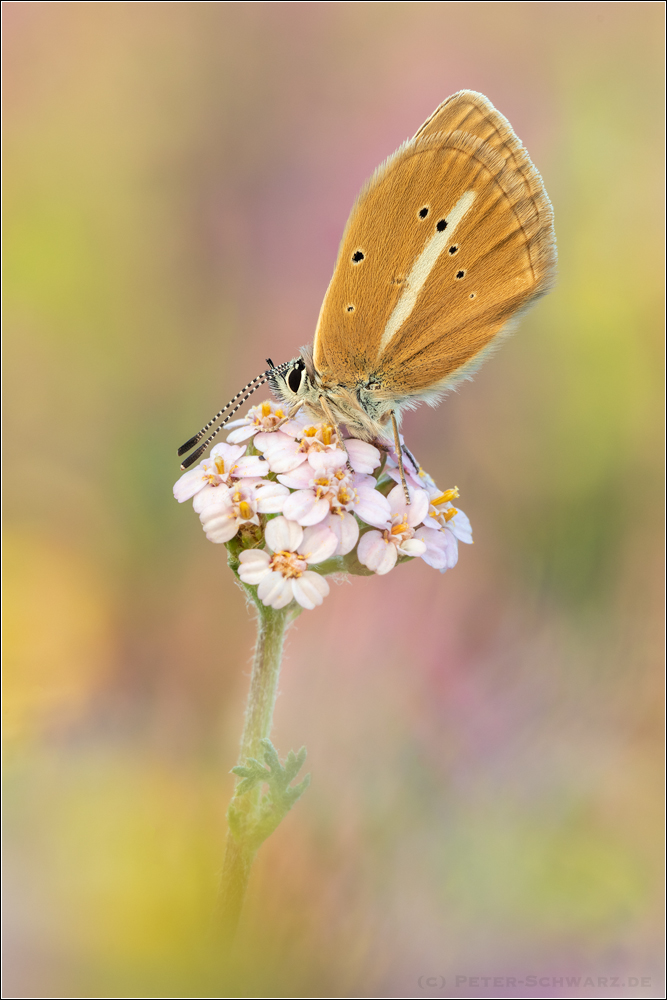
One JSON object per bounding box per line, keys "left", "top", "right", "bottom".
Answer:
{"left": 391, "top": 515, "right": 409, "bottom": 536}
{"left": 270, "top": 551, "right": 307, "bottom": 579}
{"left": 432, "top": 487, "right": 459, "bottom": 506}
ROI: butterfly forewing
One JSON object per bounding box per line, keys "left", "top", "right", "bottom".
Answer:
{"left": 313, "top": 91, "right": 555, "bottom": 399}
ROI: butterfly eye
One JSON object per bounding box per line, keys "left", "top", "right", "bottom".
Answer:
{"left": 436, "top": 219, "right": 447, "bottom": 232}
{"left": 448, "top": 245, "right": 459, "bottom": 255}
{"left": 287, "top": 362, "right": 305, "bottom": 393}
{"left": 346, "top": 305, "right": 355, "bottom": 312}
{"left": 456, "top": 270, "right": 466, "bottom": 279}
{"left": 469, "top": 292, "right": 476, "bottom": 299}
{"left": 352, "top": 250, "right": 365, "bottom": 263}
{"left": 418, "top": 207, "right": 429, "bottom": 219}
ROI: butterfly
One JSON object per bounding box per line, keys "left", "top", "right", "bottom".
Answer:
{"left": 179, "top": 90, "right": 556, "bottom": 499}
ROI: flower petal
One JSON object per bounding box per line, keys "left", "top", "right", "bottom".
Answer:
{"left": 238, "top": 549, "right": 272, "bottom": 584}
{"left": 447, "top": 508, "right": 473, "bottom": 544}
{"left": 265, "top": 515, "right": 303, "bottom": 553}
{"left": 406, "top": 488, "right": 430, "bottom": 526}
{"left": 255, "top": 432, "right": 305, "bottom": 473}
{"left": 300, "top": 524, "right": 338, "bottom": 564}
{"left": 226, "top": 425, "right": 258, "bottom": 443}
{"left": 345, "top": 439, "right": 381, "bottom": 474}
{"left": 357, "top": 530, "right": 397, "bottom": 575}
{"left": 354, "top": 487, "right": 391, "bottom": 528}
{"left": 210, "top": 442, "right": 247, "bottom": 465}
{"left": 253, "top": 482, "right": 290, "bottom": 513}
{"left": 387, "top": 484, "right": 429, "bottom": 526}
{"left": 234, "top": 455, "right": 270, "bottom": 478}
{"left": 415, "top": 526, "right": 458, "bottom": 570}
{"left": 397, "top": 537, "right": 427, "bottom": 557}
{"left": 307, "top": 448, "right": 347, "bottom": 471}
{"left": 199, "top": 503, "right": 240, "bottom": 543}
{"left": 173, "top": 466, "right": 208, "bottom": 503}
{"left": 292, "top": 572, "right": 329, "bottom": 610}
{"left": 257, "top": 571, "right": 294, "bottom": 609}
{"left": 282, "top": 492, "right": 330, "bottom": 526}
{"left": 325, "top": 512, "right": 359, "bottom": 555}
{"left": 276, "top": 464, "right": 314, "bottom": 490}
{"left": 192, "top": 483, "right": 232, "bottom": 513}
{"left": 386, "top": 465, "right": 427, "bottom": 492}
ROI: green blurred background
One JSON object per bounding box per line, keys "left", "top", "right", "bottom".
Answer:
{"left": 3, "top": 3, "right": 663, "bottom": 997}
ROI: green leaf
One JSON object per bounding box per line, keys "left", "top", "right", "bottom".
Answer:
{"left": 227, "top": 738, "right": 311, "bottom": 850}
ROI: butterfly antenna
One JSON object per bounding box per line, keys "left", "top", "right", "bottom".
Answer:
{"left": 178, "top": 372, "right": 269, "bottom": 457}
{"left": 177, "top": 361, "right": 291, "bottom": 470}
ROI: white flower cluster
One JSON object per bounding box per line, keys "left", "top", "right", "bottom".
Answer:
{"left": 174, "top": 401, "right": 472, "bottom": 611}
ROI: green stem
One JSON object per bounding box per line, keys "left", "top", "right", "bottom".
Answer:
{"left": 216, "top": 600, "right": 291, "bottom": 939}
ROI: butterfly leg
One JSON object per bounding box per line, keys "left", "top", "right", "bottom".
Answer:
{"left": 390, "top": 410, "right": 411, "bottom": 505}
{"left": 318, "top": 396, "right": 352, "bottom": 469}
{"left": 403, "top": 442, "right": 421, "bottom": 475}
{"left": 274, "top": 400, "right": 304, "bottom": 429}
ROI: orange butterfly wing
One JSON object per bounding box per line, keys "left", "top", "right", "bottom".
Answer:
{"left": 313, "top": 91, "right": 556, "bottom": 398}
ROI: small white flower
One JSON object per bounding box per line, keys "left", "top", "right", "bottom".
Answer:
{"left": 413, "top": 525, "right": 459, "bottom": 571}
{"left": 255, "top": 420, "right": 344, "bottom": 474}
{"left": 256, "top": 416, "right": 382, "bottom": 476}
{"left": 413, "top": 485, "right": 473, "bottom": 571}
{"left": 226, "top": 400, "right": 305, "bottom": 444}
{"left": 198, "top": 480, "right": 290, "bottom": 543}
{"left": 173, "top": 442, "right": 269, "bottom": 506}
{"left": 323, "top": 510, "right": 359, "bottom": 556}
{"left": 276, "top": 465, "right": 390, "bottom": 534}
{"left": 357, "top": 485, "right": 429, "bottom": 575}
{"left": 238, "top": 516, "right": 338, "bottom": 610}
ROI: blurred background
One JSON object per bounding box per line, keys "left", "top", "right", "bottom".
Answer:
{"left": 3, "top": 3, "right": 663, "bottom": 997}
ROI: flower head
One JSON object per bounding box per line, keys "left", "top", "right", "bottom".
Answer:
{"left": 424, "top": 485, "right": 473, "bottom": 544}
{"left": 174, "top": 400, "right": 474, "bottom": 610}
{"left": 226, "top": 400, "right": 305, "bottom": 444}
{"left": 254, "top": 421, "right": 342, "bottom": 474}
{"left": 238, "top": 516, "right": 338, "bottom": 610}
{"left": 413, "top": 485, "right": 473, "bottom": 571}
{"left": 255, "top": 421, "right": 382, "bottom": 476}
{"left": 173, "top": 442, "right": 268, "bottom": 507}
{"left": 357, "top": 484, "right": 430, "bottom": 575}
{"left": 276, "top": 465, "right": 391, "bottom": 554}
{"left": 198, "top": 479, "right": 289, "bottom": 544}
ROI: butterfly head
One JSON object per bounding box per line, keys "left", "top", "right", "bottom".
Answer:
{"left": 267, "top": 348, "right": 322, "bottom": 411}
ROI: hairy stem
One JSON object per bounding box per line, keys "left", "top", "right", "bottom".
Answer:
{"left": 216, "top": 600, "right": 291, "bottom": 939}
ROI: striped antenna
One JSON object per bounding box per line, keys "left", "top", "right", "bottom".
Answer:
{"left": 177, "top": 361, "right": 291, "bottom": 470}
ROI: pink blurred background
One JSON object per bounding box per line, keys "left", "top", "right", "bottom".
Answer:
{"left": 3, "top": 3, "right": 664, "bottom": 997}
